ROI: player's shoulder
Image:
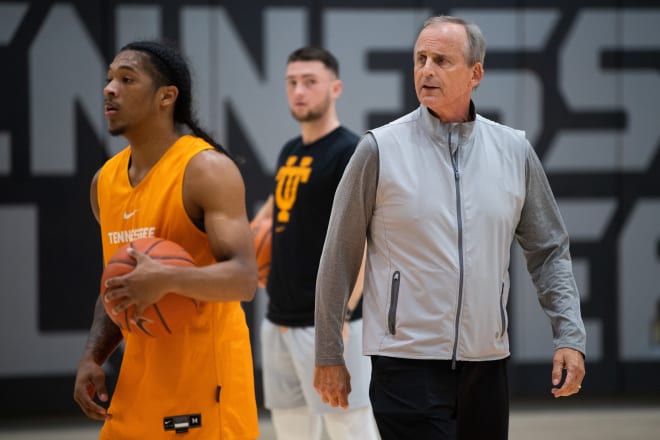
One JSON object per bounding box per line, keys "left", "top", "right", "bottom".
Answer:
{"left": 336, "top": 125, "right": 360, "bottom": 143}
{"left": 280, "top": 135, "right": 304, "bottom": 156}
{"left": 331, "top": 126, "right": 361, "bottom": 153}
{"left": 185, "top": 144, "right": 240, "bottom": 184}
{"left": 190, "top": 146, "right": 235, "bottom": 167}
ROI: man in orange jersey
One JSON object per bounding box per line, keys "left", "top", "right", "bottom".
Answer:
{"left": 73, "top": 40, "right": 259, "bottom": 439}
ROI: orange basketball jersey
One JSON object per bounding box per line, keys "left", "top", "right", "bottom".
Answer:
{"left": 96, "top": 135, "right": 258, "bottom": 439}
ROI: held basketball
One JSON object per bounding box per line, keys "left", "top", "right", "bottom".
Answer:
{"left": 251, "top": 217, "right": 272, "bottom": 288}
{"left": 100, "top": 237, "right": 203, "bottom": 337}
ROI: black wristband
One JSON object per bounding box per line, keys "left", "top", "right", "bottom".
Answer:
{"left": 344, "top": 307, "right": 354, "bottom": 322}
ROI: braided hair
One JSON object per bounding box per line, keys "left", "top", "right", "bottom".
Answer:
{"left": 119, "top": 40, "right": 233, "bottom": 160}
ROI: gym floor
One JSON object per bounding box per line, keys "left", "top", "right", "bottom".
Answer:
{"left": 1, "top": 400, "right": 658, "bottom": 440}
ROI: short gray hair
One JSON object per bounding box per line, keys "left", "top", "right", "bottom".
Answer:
{"left": 421, "top": 15, "right": 486, "bottom": 67}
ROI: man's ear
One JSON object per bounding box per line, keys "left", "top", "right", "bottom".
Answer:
{"left": 332, "top": 78, "right": 343, "bottom": 99}
{"left": 471, "top": 62, "right": 484, "bottom": 88}
{"left": 159, "top": 85, "right": 179, "bottom": 108}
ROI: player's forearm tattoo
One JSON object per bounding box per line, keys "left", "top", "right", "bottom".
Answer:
{"left": 84, "top": 296, "right": 124, "bottom": 365}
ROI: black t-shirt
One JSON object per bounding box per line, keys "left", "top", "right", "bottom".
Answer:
{"left": 266, "top": 126, "right": 363, "bottom": 326}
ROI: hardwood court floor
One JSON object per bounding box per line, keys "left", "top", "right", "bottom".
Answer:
{"left": 1, "top": 402, "right": 658, "bottom": 439}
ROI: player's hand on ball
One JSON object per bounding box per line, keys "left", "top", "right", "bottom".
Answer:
{"left": 101, "top": 238, "right": 201, "bottom": 337}
{"left": 104, "top": 246, "right": 170, "bottom": 320}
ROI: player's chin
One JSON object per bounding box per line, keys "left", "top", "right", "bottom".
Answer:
{"left": 291, "top": 111, "right": 312, "bottom": 122}
{"left": 108, "top": 124, "right": 125, "bottom": 137}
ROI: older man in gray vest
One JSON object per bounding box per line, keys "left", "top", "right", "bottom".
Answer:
{"left": 313, "top": 15, "right": 586, "bottom": 440}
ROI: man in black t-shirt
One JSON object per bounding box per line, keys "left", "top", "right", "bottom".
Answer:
{"left": 251, "top": 47, "right": 378, "bottom": 440}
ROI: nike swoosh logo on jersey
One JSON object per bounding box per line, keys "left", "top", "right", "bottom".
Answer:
{"left": 123, "top": 210, "right": 138, "bottom": 219}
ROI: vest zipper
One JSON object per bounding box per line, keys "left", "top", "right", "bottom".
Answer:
{"left": 449, "top": 131, "right": 465, "bottom": 370}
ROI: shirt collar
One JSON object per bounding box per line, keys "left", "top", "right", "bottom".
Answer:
{"left": 419, "top": 101, "right": 477, "bottom": 154}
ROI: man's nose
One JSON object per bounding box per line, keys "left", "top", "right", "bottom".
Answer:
{"left": 420, "top": 59, "right": 434, "bottom": 75}
{"left": 103, "top": 80, "right": 117, "bottom": 97}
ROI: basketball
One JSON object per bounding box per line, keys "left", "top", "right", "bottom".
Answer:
{"left": 251, "top": 217, "right": 272, "bottom": 288}
{"left": 100, "top": 237, "right": 203, "bottom": 337}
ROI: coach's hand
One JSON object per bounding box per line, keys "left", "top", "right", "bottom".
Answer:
{"left": 73, "top": 357, "right": 111, "bottom": 420}
{"left": 314, "top": 365, "right": 352, "bottom": 409}
{"left": 551, "top": 347, "right": 585, "bottom": 398}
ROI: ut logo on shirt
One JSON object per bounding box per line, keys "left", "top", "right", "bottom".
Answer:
{"left": 275, "top": 155, "right": 313, "bottom": 223}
